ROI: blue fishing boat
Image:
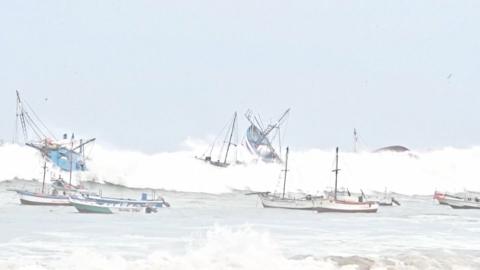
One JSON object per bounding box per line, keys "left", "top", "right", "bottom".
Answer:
{"left": 15, "top": 91, "right": 95, "bottom": 171}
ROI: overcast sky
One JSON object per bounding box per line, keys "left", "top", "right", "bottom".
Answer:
{"left": 1, "top": 1, "right": 479, "bottom": 152}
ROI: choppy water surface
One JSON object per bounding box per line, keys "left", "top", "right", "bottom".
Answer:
{"left": 1, "top": 180, "right": 480, "bottom": 270}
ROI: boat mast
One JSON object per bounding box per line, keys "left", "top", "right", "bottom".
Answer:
{"left": 223, "top": 112, "right": 237, "bottom": 165}
{"left": 353, "top": 128, "right": 358, "bottom": 153}
{"left": 333, "top": 147, "right": 340, "bottom": 200}
{"left": 282, "top": 147, "right": 289, "bottom": 199}
{"left": 69, "top": 133, "right": 74, "bottom": 185}
{"left": 42, "top": 158, "right": 47, "bottom": 194}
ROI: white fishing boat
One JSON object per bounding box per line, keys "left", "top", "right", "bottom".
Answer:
{"left": 251, "top": 147, "right": 320, "bottom": 210}
{"left": 315, "top": 147, "right": 379, "bottom": 213}
{"left": 434, "top": 191, "right": 465, "bottom": 205}
{"left": 69, "top": 198, "right": 159, "bottom": 214}
{"left": 377, "top": 189, "right": 401, "bottom": 206}
{"left": 83, "top": 192, "right": 170, "bottom": 208}
{"left": 257, "top": 192, "right": 321, "bottom": 210}
{"left": 434, "top": 191, "right": 480, "bottom": 209}
{"left": 11, "top": 158, "right": 86, "bottom": 206}
{"left": 15, "top": 190, "right": 71, "bottom": 206}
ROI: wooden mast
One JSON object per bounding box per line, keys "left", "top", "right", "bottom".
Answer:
{"left": 223, "top": 112, "right": 237, "bottom": 165}
{"left": 333, "top": 147, "right": 340, "bottom": 200}
{"left": 282, "top": 147, "right": 289, "bottom": 199}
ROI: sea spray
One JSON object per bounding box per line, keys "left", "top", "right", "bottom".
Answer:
{"left": 2, "top": 141, "right": 480, "bottom": 195}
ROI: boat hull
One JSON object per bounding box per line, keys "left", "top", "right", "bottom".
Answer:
{"left": 258, "top": 194, "right": 318, "bottom": 210}
{"left": 70, "top": 199, "right": 157, "bottom": 214}
{"left": 446, "top": 199, "right": 480, "bottom": 209}
{"left": 315, "top": 199, "right": 379, "bottom": 213}
{"left": 16, "top": 191, "right": 70, "bottom": 206}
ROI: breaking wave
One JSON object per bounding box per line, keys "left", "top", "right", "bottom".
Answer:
{"left": 0, "top": 225, "right": 478, "bottom": 270}
{"left": 1, "top": 141, "right": 480, "bottom": 195}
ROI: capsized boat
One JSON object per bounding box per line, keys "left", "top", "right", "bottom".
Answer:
{"left": 69, "top": 198, "right": 159, "bottom": 214}
{"left": 316, "top": 147, "right": 378, "bottom": 213}
{"left": 244, "top": 109, "right": 290, "bottom": 163}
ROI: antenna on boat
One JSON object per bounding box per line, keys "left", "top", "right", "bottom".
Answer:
{"left": 333, "top": 147, "right": 340, "bottom": 200}
{"left": 282, "top": 147, "right": 289, "bottom": 199}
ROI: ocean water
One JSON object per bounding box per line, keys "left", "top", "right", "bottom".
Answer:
{"left": 1, "top": 180, "right": 480, "bottom": 270}
{"left": 1, "top": 144, "right": 480, "bottom": 269}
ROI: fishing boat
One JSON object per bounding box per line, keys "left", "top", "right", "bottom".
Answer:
{"left": 315, "top": 147, "right": 379, "bottom": 213}
{"left": 70, "top": 192, "right": 169, "bottom": 213}
{"left": 83, "top": 192, "right": 170, "bottom": 208}
{"left": 377, "top": 188, "right": 401, "bottom": 206}
{"left": 434, "top": 191, "right": 465, "bottom": 205}
{"left": 15, "top": 91, "right": 95, "bottom": 171}
{"left": 254, "top": 147, "right": 321, "bottom": 210}
{"left": 196, "top": 112, "right": 239, "bottom": 167}
{"left": 11, "top": 159, "right": 87, "bottom": 206}
{"left": 69, "top": 198, "right": 159, "bottom": 214}
{"left": 434, "top": 191, "right": 480, "bottom": 209}
{"left": 244, "top": 109, "right": 290, "bottom": 163}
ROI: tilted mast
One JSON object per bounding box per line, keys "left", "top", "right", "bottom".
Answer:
{"left": 223, "top": 112, "right": 237, "bottom": 165}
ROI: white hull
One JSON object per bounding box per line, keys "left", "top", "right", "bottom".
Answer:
{"left": 315, "top": 199, "right": 379, "bottom": 213}
{"left": 17, "top": 191, "right": 70, "bottom": 206}
{"left": 442, "top": 198, "right": 480, "bottom": 209}
{"left": 259, "top": 194, "right": 318, "bottom": 210}
{"left": 70, "top": 198, "right": 157, "bottom": 214}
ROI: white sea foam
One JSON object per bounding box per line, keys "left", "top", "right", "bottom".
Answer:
{"left": 2, "top": 141, "right": 480, "bottom": 195}
{"left": 0, "top": 225, "right": 478, "bottom": 270}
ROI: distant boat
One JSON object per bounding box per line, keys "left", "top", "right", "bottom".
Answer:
{"left": 377, "top": 188, "right": 401, "bottom": 206}
{"left": 352, "top": 128, "right": 411, "bottom": 155}
{"left": 434, "top": 191, "right": 480, "bottom": 209}
{"left": 315, "top": 147, "right": 379, "bottom": 213}
{"left": 244, "top": 109, "right": 290, "bottom": 163}
{"left": 196, "top": 112, "right": 238, "bottom": 167}
{"left": 255, "top": 147, "right": 321, "bottom": 210}
{"left": 15, "top": 90, "right": 95, "bottom": 171}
